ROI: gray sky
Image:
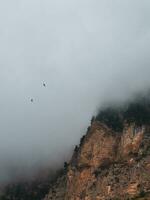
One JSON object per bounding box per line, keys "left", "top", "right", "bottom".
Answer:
{"left": 0, "top": 0, "right": 150, "bottom": 181}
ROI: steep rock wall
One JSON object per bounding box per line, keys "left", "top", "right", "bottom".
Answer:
{"left": 45, "top": 122, "right": 150, "bottom": 200}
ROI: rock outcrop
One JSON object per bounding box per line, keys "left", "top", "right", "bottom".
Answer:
{"left": 1, "top": 97, "right": 150, "bottom": 200}
{"left": 45, "top": 121, "right": 150, "bottom": 200}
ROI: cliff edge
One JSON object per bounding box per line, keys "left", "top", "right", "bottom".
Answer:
{"left": 45, "top": 98, "right": 150, "bottom": 200}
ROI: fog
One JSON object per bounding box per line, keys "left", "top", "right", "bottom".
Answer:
{"left": 0, "top": 0, "right": 150, "bottom": 182}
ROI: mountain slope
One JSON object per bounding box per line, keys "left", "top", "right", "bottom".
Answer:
{"left": 45, "top": 98, "right": 150, "bottom": 200}
{"left": 1, "top": 97, "right": 150, "bottom": 200}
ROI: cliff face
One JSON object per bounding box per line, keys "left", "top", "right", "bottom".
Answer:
{"left": 45, "top": 121, "right": 150, "bottom": 200}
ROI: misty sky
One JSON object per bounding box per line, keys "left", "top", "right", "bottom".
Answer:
{"left": 0, "top": 0, "right": 150, "bottom": 181}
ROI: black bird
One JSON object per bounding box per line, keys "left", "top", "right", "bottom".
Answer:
{"left": 31, "top": 98, "right": 33, "bottom": 102}
{"left": 43, "top": 82, "right": 46, "bottom": 87}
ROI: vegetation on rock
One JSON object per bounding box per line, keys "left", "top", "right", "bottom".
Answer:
{"left": 96, "top": 94, "right": 150, "bottom": 131}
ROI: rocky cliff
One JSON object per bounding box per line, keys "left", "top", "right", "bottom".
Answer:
{"left": 45, "top": 99, "right": 150, "bottom": 200}
{"left": 1, "top": 97, "right": 150, "bottom": 200}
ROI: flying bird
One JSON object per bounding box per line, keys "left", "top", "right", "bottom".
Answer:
{"left": 31, "top": 98, "right": 34, "bottom": 102}
{"left": 43, "top": 82, "right": 46, "bottom": 87}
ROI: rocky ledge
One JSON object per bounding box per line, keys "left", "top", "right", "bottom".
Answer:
{"left": 45, "top": 120, "right": 150, "bottom": 200}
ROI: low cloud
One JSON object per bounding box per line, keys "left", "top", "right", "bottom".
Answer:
{"left": 0, "top": 0, "right": 150, "bottom": 182}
